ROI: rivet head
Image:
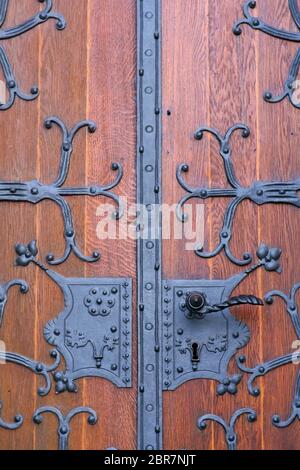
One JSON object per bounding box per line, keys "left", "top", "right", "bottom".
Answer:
{"left": 264, "top": 91, "right": 273, "bottom": 100}
{"left": 31, "top": 188, "right": 39, "bottom": 195}
{"left": 8, "top": 80, "right": 16, "bottom": 89}
{"left": 35, "top": 363, "right": 43, "bottom": 373}
{"left": 60, "top": 426, "right": 68, "bottom": 435}
{"left": 66, "top": 230, "right": 74, "bottom": 238}
{"left": 272, "top": 415, "right": 280, "bottom": 424}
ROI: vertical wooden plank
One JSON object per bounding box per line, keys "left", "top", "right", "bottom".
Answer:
{"left": 162, "top": 0, "right": 212, "bottom": 450}
{"left": 162, "top": 0, "right": 263, "bottom": 450}
{"left": 0, "top": 0, "right": 39, "bottom": 450}
{"left": 255, "top": 0, "right": 300, "bottom": 450}
{"left": 84, "top": 0, "right": 136, "bottom": 450}
{"left": 34, "top": 0, "right": 89, "bottom": 451}
{"left": 207, "top": 0, "right": 262, "bottom": 452}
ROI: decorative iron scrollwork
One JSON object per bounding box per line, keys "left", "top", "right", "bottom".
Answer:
{"left": 177, "top": 124, "right": 298, "bottom": 266}
{"left": 0, "top": 349, "right": 61, "bottom": 397}
{"left": 0, "top": 0, "right": 66, "bottom": 110}
{"left": 15, "top": 241, "right": 132, "bottom": 392}
{"left": 233, "top": 0, "right": 300, "bottom": 109}
{"left": 162, "top": 245, "right": 280, "bottom": 394}
{"left": 1, "top": 118, "right": 123, "bottom": 265}
{"left": 236, "top": 281, "right": 300, "bottom": 431}
{"left": 33, "top": 407, "right": 97, "bottom": 450}
{"left": 272, "top": 371, "right": 300, "bottom": 428}
{"left": 0, "top": 278, "right": 28, "bottom": 327}
{"left": 0, "top": 402, "right": 23, "bottom": 430}
{"left": 198, "top": 409, "right": 257, "bottom": 451}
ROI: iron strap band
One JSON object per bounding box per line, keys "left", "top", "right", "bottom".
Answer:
{"left": 137, "top": 0, "right": 162, "bottom": 451}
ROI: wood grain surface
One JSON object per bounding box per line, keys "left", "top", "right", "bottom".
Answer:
{"left": 0, "top": 0, "right": 300, "bottom": 451}
{"left": 162, "top": 0, "right": 300, "bottom": 451}
{"left": 0, "top": 0, "right": 136, "bottom": 450}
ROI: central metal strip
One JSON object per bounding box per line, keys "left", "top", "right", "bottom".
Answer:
{"left": 137, "top": 0, "right": 162, "bottom": 450}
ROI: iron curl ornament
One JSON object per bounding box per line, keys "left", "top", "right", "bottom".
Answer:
{"left": 0, "top": 116, "right": 123, "bottom": 265}
{"left": 198, "top": 408, "right": 257, "bottom": 451}
{"left": 177, "top": 123, "right": 300, "bottom": 267}
{"left": 237, "top": 281, "right": 300, "bottom": 431}
{"left": 33, "top": 406, "right": 98, "bottom": 450}
{"left": 0, "top": 0, "right": 66, "bottom": 110}
{"left": 233, "top": 0, "right": 300, "bottom": 109}
{"left": 0, "top": 402, "right": 23, "bottom": 431}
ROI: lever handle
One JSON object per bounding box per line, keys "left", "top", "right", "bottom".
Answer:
{"left": 186, "top": 292, "right": 263, "bottom": 316}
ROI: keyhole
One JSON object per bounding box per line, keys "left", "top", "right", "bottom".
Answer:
{"left": 191, "top": 342, "right": 200, "bottom": 363}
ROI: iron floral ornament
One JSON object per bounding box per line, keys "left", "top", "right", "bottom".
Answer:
{"left": 177, "top": 124, "right": 300, "bottom": 266}
{"left": 0, "top": 116, "right": 123, "bottom": 265}
{"left": 233, "top": 0, "right": 300, "bottom": 109}
{"left": 0, "top": 0, "right": 66, "bottom": 110}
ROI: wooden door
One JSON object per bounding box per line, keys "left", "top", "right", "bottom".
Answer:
{"left": 1, "top": 0, "right": 300, "bottom": 452}
{"left": 0, "top": 0, "right": 136, "bottom": 451}
{"left": 162, "top": 0, "right": 300, "bottom": 451}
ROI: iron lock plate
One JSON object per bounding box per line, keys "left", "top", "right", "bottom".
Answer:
{"left": 162, "top": 277, "right": 251, "bottom": 394}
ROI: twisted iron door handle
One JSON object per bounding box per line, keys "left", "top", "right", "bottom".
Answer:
{"left": 186, "top": 291, "right": 263, "bottom": 317}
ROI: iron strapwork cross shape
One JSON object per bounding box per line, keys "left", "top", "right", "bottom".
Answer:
{"left": 0, "top": 0, "right": 66, "bottom": 110}
{"left": 0, "top": 118, "right": 123, "bottom": 265}
{"left": 234, "top": 0, "right": 300, "bottom": 109}
{"left": 177, "top": 123, "right": 300, "bottom": 267}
